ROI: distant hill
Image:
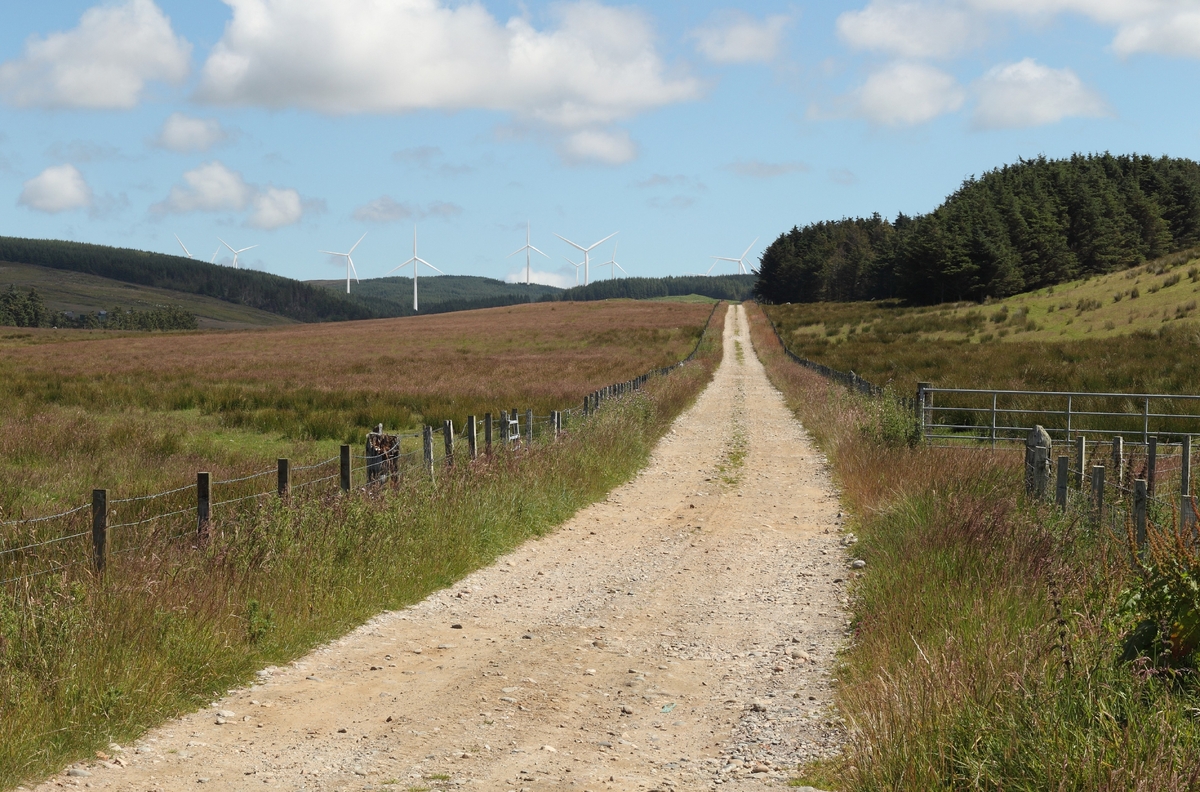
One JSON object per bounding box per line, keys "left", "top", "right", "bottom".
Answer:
{"left": 0, "top": 236, "right": 373, "bottom": 323}
{"left": 756, "top": 153, "right": 1200, "bottom": 306}
{"left": 558, "top": 274, "right": 756, "bottom": 302}
{"left": 310, "top": 275, "right": 562, "bottom": 317}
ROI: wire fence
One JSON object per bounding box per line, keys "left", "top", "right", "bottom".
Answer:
{"left": 0, "top": 301, "right": 724, "bottom": 595}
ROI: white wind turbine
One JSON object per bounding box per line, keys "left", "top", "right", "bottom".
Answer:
{"left": 174, "top": 234, "right": 193, "bottom": 259}
{"left": 320, "top": 232, "right": 367, "bottom": 294}
{"left": 507, "top": 221, "right": 548, "bottom": 286}
{"left": 385, "top": 227, "right": 443, "bottom": 311}
{"left": 564, "top": 256, "right": 583, "bottom": 286}
{"left": 599, "top": 241, "right": 627, "bottom": 280}
{"left": 707, "top": 237, "right": 758, "bottom": 275}
{"left": 219, "top": 237, "right": 258, "bottom": 270}
{"left": 210, "top": 245, "right": 221, "bottom": 264}
{"left": 555, "top": 232, "right": 617, "bottom": 287}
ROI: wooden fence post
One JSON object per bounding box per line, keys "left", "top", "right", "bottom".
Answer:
{"left": 467, "top": 415, "right": 478, "bottom": 460}
{"left": 500, "top": 411, "right": 508, "bottom": 448}
{"left": 1183, "top": 436, "right": 1194, "bottom": 531}
{"left": 92, "top": 488, "right": 107, "bottom": 574}
{"left": 484, "top": 412, "right": 493, "bottom": 455}
{"left": 340, "top": 445, "right": 351, "bottom": 491}
{"left": 1134, "top": 479, "right": 1148, "bottom": 550}
{"left": 915, "top": 382, "right": 931, "bottom": 443}
{"left": 423, "top": 426, "right": 434, "bottom": 479}
{"left": 1091, "top": 465, "right": 1105, "bottom": 524}
{"left": 1112, "top": 436, "right": 1124, "bottom": 491}
{"left": 552, "top": 410, "right": 560, "bottom": 438}
{"left": 526, "top": 409, "right": 533, "bottom": 446}
{"left": 1056, "top": 456, "right": 1068, "bottom": 510}
{"left": 1075, "top": 436, "right": 1087, "bottom": 490}
{"left": 277, "top": 458, "right": 290, "bottom": 499}
{"left": 1148, "top": 437, "right": 1158, "bottom": 496}
{"left": 444, "top": 420, "right": 454, "bottom": 466}
{"left": 1025, "top": 425, "right": 1051, "bottom": 500}
{"left": 583, "top": 397, "right": 589, "bottom": 416}
{"left": 197, "top": 471, "right": 210, "bottom": 537}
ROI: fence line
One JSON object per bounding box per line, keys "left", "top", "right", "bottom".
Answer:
{"left": 0, "top": 302, "right": 724, "bottom": 588}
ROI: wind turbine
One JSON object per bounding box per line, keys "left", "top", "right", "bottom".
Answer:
{"left": 507, "top": 222, "right": 548, "bottom": 286}
{"left": 174, "top": 234, "right": 193, "bottom": 259}
{"left": 210, "top": 245, "right": 221, "bottom": 264}
{"left": 564, "top": 256, "right": 583, "bottom": 286}
{"left": 219, "top": 238, "right": 258, "bottom": 270}
{"left": 555, "top": 232, "right": 617, "bottom": 286}
{"left": 320, "top": 232, "right": 367, "bottom": 294}
{"left": 599, "top": 241, "right": 627, "bottom": 280}
{"left": 707, "top": 238, "right": 759, "bottom": 276}
{"left": 385, "top": 227, "right": 443, "bottom": 311}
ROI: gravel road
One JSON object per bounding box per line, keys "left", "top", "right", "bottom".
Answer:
{"left": 38, "top": 304, "right": 848, "bottom": 792}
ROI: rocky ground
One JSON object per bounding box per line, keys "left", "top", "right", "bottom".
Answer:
{"left": 33, "top": 304, "right": 850, "bottom": 792}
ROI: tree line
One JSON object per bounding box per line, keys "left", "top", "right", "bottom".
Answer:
{"left": 0, "top": 286, "right": 198, "bottom": 330}
{"left": 754, "top": 153, "right": 1200, "bottom": 305}
{"left": 557, "top": 274, "right": 755, "bottom": 302}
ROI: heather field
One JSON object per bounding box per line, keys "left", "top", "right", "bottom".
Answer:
{"left": 0, "top": 300, "right": 711, "bottom": 517}
{"left": 0, "top": 303, "right": 724, "bottom": 789}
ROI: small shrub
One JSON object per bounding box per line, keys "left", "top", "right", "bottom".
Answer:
{"left": 1189, "top": 266, "right": 1199, "bottom": 282}
{"left": 1113, "top": 292, "right": 1124, "bottom": 303}
{"left": 990, "top": 306, "right": 1009, "bottom": 323}
{"left": 1131, "top": 287, "right": 1141, "bottom": 299}
{"left": 1164, "top": 273, "right": 1182, "bottom": 288}
{"left": 1076, "top": 298, "right": 1102, "bottom": 313}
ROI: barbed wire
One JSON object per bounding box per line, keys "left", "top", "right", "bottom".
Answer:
{"left": 214, "top": 468, "right": 277, "bottom": 486}
{"left": 0, "top": 529, "right": 90, "bottom": 559}
{"left": 0, "top": 502, "right": 90, "bottom": 528}
{"left": 110, "top": 483, "right": 196, "bottom": 505}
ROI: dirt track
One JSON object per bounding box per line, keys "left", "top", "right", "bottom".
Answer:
{"left": 39, "top": 305, "right": 849, "bottom": 792}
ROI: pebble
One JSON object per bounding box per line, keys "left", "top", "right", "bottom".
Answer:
{"left": 584, "top": 669, "right": 596, "bottom": 676}
{"left": 751, "top": 700, "right": 769, "bottom": 712}
{"left": 66, "top": 769, "right": 91, "bottom": 778}
{"left": 620, "top": 705, "right": 635, "bottom": 715}
{"left": 851, "top": 559, "right": 867, "bottom": 569}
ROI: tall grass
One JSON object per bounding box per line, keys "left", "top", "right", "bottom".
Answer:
{"left": 0, "top": 307, "right": 724, "bottom": 789}
{"left": 746, "top": 303, "right": 1200, "bottom": 789}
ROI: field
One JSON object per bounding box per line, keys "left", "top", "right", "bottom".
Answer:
{"left": 0, "top": 301, "right": 724, "bottom": 789}
{"left": 763, "top": 248, "right": 1200, "bottom": 397}
{"left": 0, "top": 262, "right": 293, "bottom": 329}
{"left": 0, "top": 300, "right": 712, "bottom": 518}
{"left": 746, "top": 303, "right": 1200, "bottom": 789}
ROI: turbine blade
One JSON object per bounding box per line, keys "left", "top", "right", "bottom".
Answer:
{"left": 554, "top": 234, "right": 586, "bottom": 252}
{"left": 585, "top": 231, "right": 618, "bottom": 251}
{"left": 219, "top": 237, "right": 236, "bottom": 253}
{"left": 174, "top": 234, "right": 191, "bottom": 258}
{"left": 240, "top": 245, "right": 258, "bottom": 253}
{"left": 615, "top": 262, "right": 627, "bottom": 274}
{"left": 349, "top": 259, "right": 359, "bottom": 283}
{"left": 507, "top": 246, "right": 525, "bottom": 258}
{"left": 706, "top": 259, "right": 719, "bottom": 276}
{"left": 349, "top": 232, "right": 367, "bottom": 254}
{"left": 423, "top": 262, "right": 444, "bottom": 275}
{"left": 319, "top": 251, "right": 342, "bottom": 256}
{"left": 529, "top": 245, "right": 549, "bottom": 258}
{"left": 741, "top": 237, "right": 758, "bottom": 259}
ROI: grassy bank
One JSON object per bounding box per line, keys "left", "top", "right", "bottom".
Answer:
{"left": 0, "top": 309, "right": 724, "bottom": 789}
{"left": 746, "top": 303, "right": 1200, "bottom": 789}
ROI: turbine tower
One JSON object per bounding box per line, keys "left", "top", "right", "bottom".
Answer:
{"left": 174, "top": 235, "right": 193, "bottom": 259}
{"left": 219, "top": 238, "right": 258, "bottom": 270}
{"left": 385, "top": 227, "right": 443, "bottom": 312}
{"left": 564, "top": 256, "right": 583, "bottom": 286}
{"left": 210, "top": 245, "right": 221, "bottom": 264}
{"left": 707, "top": 238, "right": 759, "bottom": 276}
{"left": 599, "top": 241, "right": 627, "bottom": 280}
{"left": 320, "top": 232, "right": 367, "bottom": 294}
{"left": 555, "top": 232, "right": 617, "bottom": 287}
{"left": 507, "top": 221, "right": 548, "bottom": 286}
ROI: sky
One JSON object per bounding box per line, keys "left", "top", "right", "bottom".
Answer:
{"left": 1, "top": 1, "right": 1199, "bottom": 288}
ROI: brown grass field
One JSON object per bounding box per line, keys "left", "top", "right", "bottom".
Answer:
{"left": 0, "top": 300, "right": 712, "bottom": 517}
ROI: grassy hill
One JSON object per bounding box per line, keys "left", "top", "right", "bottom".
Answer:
{"left": 0, "top": 261, "right": 293, "bottom": 328}
{"left": 0, "top": 236, "right": 373, "bottom": 324}
{"left": 310, "top": 275, "right": 562, "bottom": 316}
{"left": 559, "top": 274, "right": 755, "bottom": 302}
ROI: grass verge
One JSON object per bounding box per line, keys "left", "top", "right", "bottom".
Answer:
{"left": 745, "top": 302, "right": 1200, "bottom": 789}
{"left": 0, "top": 308, "right": 725, "bottom": 789}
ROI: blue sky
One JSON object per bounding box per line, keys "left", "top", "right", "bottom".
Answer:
{"left": 1, "top": 0, "right": 1198, "bottom": 288}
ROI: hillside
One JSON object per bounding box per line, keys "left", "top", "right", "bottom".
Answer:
{"left": 559, "top": 274, "right": 755, "bottom": 302}
{"left": 0, "top": 236, "right": 373, "bottom": 323}
{"left": 756, "top": 153, "right": 1200, "bottom": 306}
{"left": 0, "top": 261, "right": 293, "bottom": 328}
{"left": 310, "top": 275, "right": 562, "bottom": 316}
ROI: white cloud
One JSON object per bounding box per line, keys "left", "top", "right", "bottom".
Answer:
{"left": 0, "top": 0, "right": 190, "bottom": 109}
{"left": 855, "top": 61, "right": 965, "bottom": 125}
{"left": 838, "top": 2, "right": 984, "bottom": 58}
{"left": 195, "top": 0, "right": 698, "bottom": 164}
{"left": 352, "top": 197, "right": 463, "bottom": 223}
{"left": 691, "top": 11, "right": 790, "bottom": 64}
{"left": 725, "top": 160, "right": 811, "bottom": 179}
{"left": 250, "top": 187, "right": 303, "bottom": 229}
{"left": 156, "top": 161, "right": 251, "bottom": 213}
{"left": 505, "top": 268, "right": 576, "bottom": 288}
{"left": 560, "top": 129, "right": 637, "bottom": 165}
{"left": 154, "top": 113, "right": 229, "bottom": 153}
{"left": 1111, "top": 9, "right": 1200, "bottom": 57}
{"left": 973, "top": 58, "right": 1108, "bottom": 128}
{"left": 18, "top": 164, "right": 93, "bottom": 213}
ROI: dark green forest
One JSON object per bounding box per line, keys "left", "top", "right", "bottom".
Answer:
{"left": 311, "top": 275, "right": 563, "bottom": 316}
{"left": 0, "top": 285, "right": 197, "bottom": 331}
{"left": 755, "top": 153, "right": 1200, "bottom": 305}
{"left": 0, "top": 236, "right": 373, "bottom": 323}
{"left": 557, "top": 274, "right": 755, "bottom": 302}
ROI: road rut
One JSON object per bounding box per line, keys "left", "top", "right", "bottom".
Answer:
{"left": 40, "top": 304, "right": 848, "bottom": 792}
